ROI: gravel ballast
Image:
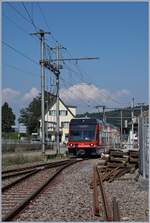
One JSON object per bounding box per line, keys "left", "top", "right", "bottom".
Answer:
{"left": 15, "top": 159, "right": 148, "bottom": 222}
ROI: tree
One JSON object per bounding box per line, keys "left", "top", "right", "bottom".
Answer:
{"left": 2, "top": 102, "right": 16, "bottom": 132}
{"left": 18, "top": 92, "right": 56, "bottom": 135}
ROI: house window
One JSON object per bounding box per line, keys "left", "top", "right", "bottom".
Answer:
{"left": 59, "top": 110, "right": 68, "bottom": 116}
{"left": 48, "top": 122, "right": 56, "bottom": 128}
{"left": 49, "top": 110, "right": 56, "bottom": 116}
{"left": 61, "top": 122, "right": 69, "bottom": 128}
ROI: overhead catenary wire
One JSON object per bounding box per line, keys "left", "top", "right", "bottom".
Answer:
{"left": 5, "top": 2, "right": 126, "bottom": 110}
{"left": 21, "top": 2, "right": 38, "bottom": 32}
{"left": 63, "top": 61, "right": 121, "bottom": 108}
{"left": 3, "top": 13, "right": 39, "bottom": 43}
{"left": 60, "top": 77, "right": 92, "bottom": 108}
{"left": 7, "top": 2, "right": 33, "bottom": 26}
{"left": 36, "top": 3, "right": 59, "bottom": 44}
{"left": 3, "top": 14, "right": 30, "bottom": 36}
{"left": 8, "top": 2, "right": 119, "bottom": 109}
{"left": 64, "top": 49, "right": 123, "bottom": 107}
{"left": 4, "top": 63, "right": 39, "bottom": 77}
{"left": 2, "top": 41, "right": 39, "bottom": 65}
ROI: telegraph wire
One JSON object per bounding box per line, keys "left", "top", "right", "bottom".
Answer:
{"left": 3, "top": 14, "right": 29, "bottom": 36}
{"left": 2, "top": 41, "right": 39, "bottom": 65}
{"left": 7, "top": 2, "right": 31, "bottom": 25}
{"left": 3, "top": 14, "right": 40, "bottom": 43}
{"left": 60, "top": 77, "right": 93, "bottom": 108}
{"left": 5, "top": 2, "right": 124, "bottom": 108}
{"left": 65, "top": 49, "right": 123, "bottom": 106}
{"left": 22, "top": 2, "right": 38, "bottom": 32}
{"left": 4, "top": 63, "right": 38, "bottom": 77}
{"left": 63, "top": 61, "right": 120, "bottom": 107}
{"left": 36, "top": 3, "right": 59, "bottom": 44}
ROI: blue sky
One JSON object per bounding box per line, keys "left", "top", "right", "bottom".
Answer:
{"left": 2, "top": 2, "right": 148, "bottom": 119}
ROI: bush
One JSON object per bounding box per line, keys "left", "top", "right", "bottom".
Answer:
{"left": 2, "top": 132, "right": 19, "bottom": 140}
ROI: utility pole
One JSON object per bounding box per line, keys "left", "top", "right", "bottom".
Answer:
{"left": 49, "top": 49, "right": 99, "bottom": 155}
{"left": 31, "top": 30, "right": 99, "bottom": 156}
{"left": 56, "top": 43, "right": 61, "bottom": 155}
{"left": 96, "top": 105, "right": 106, "bottom": 122}
{"left": 31, "top": 30, "right": 51, "bottom": 156}
{"left": 131, "top": 97, "right": 135, "bottom": 149}
{"left": 120, "top": 110, "right": 123, "bottom": 148}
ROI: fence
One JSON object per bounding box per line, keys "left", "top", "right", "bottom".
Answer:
{"left": 138, "top": 115, "right": 149, "bottom": 178}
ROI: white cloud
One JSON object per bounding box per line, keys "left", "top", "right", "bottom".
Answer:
{"left": 2, "top": 88, "right": 20, "bottom": 102}
{"left": 60, "top": 83, "right": 130, "bottom": 112}
{"left": 23, "top": 87, "right": 39, "bottom": 102}
{"left": 112, "top": 89, "right": 130, "bottom": 98}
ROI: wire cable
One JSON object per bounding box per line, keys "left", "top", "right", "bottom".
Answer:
{"left": 22, "top": 2, "right": 38, "bottom": 32}
{"left": 7, "top": 2, "right": 31, "bottom": 25}
{"left": 4, "top": 63, "right": 39, "bottom": 77}
{"left": 36, "top": 3, "right": 58, "bottom": 44}
{"left": 2, "top": 41, "right": 39, "bottom": 65}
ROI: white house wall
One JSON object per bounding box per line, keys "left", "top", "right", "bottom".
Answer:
{"left": 41, "top": 100, "right": 76, "bottom": 143}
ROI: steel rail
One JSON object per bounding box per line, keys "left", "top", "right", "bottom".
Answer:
{"left": 2, "top": 159, "right": 69, "bottom": 174}
{"left": 96, "top": 167, "right": 112, "bottom": 221}
{"left": 2, "top": 160, "right": 75, "bottom": 192}
{"left": 2, "top": 169, "right": 39, "bottom": 192}
{"left": 93, "top": 166, "right": 100, "bottom": 216}
{"left": 2, "top": 159, "right": 80, "bottom": 221}
{"left": 2, "top": 168, "right": 37, "bottom": 179}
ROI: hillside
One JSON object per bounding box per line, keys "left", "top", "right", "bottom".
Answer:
{"left": 77, "top": 105, "right": 149, "bottom": 128}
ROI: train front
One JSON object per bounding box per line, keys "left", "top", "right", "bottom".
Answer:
{"left": 67, "top": 118, "right": 98, "bottom": 157}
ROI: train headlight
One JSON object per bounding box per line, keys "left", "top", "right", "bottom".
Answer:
{"left": 70, "top": 144, "right": 73, "bottom": 147}
{"left": 90, "top": 143, "right": 94, "bottom": 147}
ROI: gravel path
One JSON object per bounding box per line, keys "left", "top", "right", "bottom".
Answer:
{"left": 14, "top": 159, "right": 148, "bottom": 222}
{"left": 104, "top": 171, "right": 149, "bottom": 222}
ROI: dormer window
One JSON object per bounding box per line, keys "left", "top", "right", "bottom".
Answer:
{"left": 59, "top": 110, "right": 68, "bottom": 116}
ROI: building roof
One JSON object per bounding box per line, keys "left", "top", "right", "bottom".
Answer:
{"left": 66, "top": 105, "right": 77, "bottom": 108}
{"left": 39, "top": 93, "right": 76, "bottom": 120}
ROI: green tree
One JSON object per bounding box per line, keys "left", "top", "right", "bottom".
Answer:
{"left": 18, "top": 92, "right": 56, "bottom": 135}
{"left": 2, "top": 102, "right": 16, "bottom": 132}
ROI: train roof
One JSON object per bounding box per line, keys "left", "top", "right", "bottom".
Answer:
{"left": 70, "top": 118, "right": 119, "bottom": 129}
{"left": 70, "top": 118, "right": 103, "bottom": 125}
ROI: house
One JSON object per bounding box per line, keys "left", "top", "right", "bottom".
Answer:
{"left": 39, "top": 96, "right": 76, "bottom": 144}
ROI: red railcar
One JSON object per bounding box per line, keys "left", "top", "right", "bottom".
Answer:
{"left": 67, "top": 118, "right": 120, "bottom": 157}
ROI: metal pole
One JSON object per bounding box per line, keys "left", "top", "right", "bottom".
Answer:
{"left": 31, "top": 30, "right": 51, "bottom": 156}
{"left": 131, "top": 97, "right": 134, "bottom": 149}
{"left": 103, "top": 106, "right": 106, "bottom": 122}
{"left": 40, "top": 33, "right": 45, "bottom": 155}
{"left": 120, "top": 110, "right": 123, "bottom": 148}
{"left": 141, "top": 106, "right": 146, "bottom": 178}
{"left": 56, "top": 44, "right": 60, "bottom": 155}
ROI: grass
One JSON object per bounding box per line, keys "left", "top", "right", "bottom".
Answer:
{"left": 2, "top": 152, "right": 43, "bottom": 168}
{"left": 2, "top": 151, "right": 68, "bottom": 169}
{"left": 2, "top": 132, "right": 19, "bottom": 140}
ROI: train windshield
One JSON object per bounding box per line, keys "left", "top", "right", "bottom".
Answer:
{"left": 69, "top": 125, "right": 96, "bottom": 141}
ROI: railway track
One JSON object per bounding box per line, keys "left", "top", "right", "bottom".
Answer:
{"left": 2, "top": 159, "right": 81, "bottom": 221}
{"left": 2, "top": 159, "right": 69, "bottom": 176}
{"left": 92, "top": 149, "right": 139, "bottom": 221}
{"left": 2, "top": 160, "right": 71, "bottom": 188}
